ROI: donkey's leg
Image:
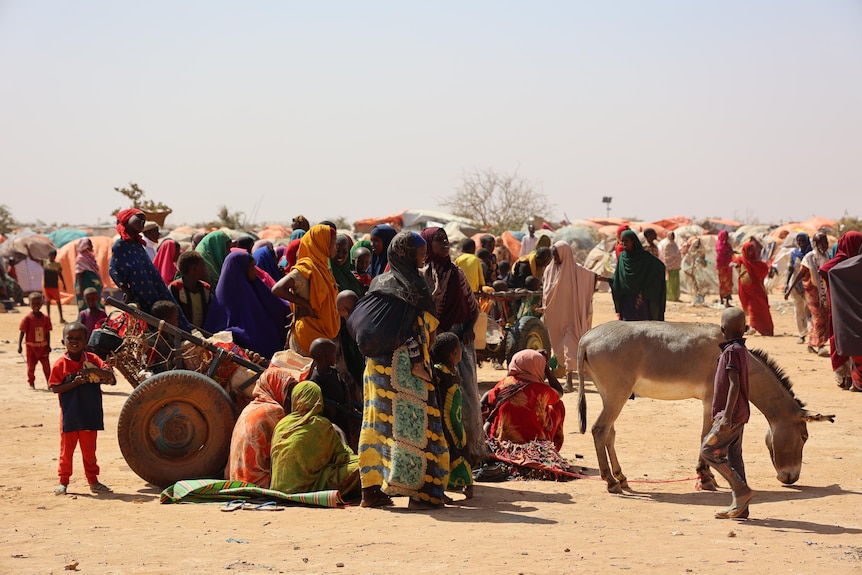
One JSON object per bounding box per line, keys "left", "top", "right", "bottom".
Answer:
{"left": 696, "top": 399, "right": 718, "bottom": 491}
{"left": 605, "top": 423, "right": 629, "bottom": 490}
{"left": 591, "top": 397, "right": 628, "bottom": 494}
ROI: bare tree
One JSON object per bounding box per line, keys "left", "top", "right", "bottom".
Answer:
{"left": 443, "top": 169, "right": 552, "bottom": 234}
{"left": 0, "top": 204, "right": 15, "bottom": 235}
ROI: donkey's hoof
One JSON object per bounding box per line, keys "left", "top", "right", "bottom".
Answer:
{"left": 607, "top": 482, "right": 623, "bottom": 494}
{"left": 696, "top": 476, "right": 718, "bottom": 491}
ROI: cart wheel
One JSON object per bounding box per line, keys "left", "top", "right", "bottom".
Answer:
{"left": 117, "top": 370, "right": 236, "bottom": 488}
{"left": 506, "top": 316, "right": 551, "bottom": 363}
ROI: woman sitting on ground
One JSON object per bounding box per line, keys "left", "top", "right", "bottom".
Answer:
{"left": 269, "top": 381, "right": 361, "bottom": 497}
{"left": 482, "top": 349, "right": 566, "bottom": 450}
{"left": 227, "top": 367, "right": 297, "bottom": 488}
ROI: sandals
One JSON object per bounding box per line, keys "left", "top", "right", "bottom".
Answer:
{"left": 54, "top": 484, "right": 67, "bottom": 496}
{"left": 89, "top": 482, "right": 113, "bottom": 493}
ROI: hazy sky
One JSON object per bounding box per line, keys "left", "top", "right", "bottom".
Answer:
{"left": 1, "top": 1, "right": 860, "bottom": 229}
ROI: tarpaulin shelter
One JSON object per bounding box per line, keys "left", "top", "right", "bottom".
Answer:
{"left": 47, "top": 228, "right": 90, "bottom": 250}
{"left": 0, "top": 232, "right": 56, "bottom": 262}
{"left": 56, "top": 235, "right": 117, "bottom": 304}
{"left": 353, "top": 212, "right": 404, "bottom": 234}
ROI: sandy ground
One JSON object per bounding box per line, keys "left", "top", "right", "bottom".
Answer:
{"left": 1, "top": 292, "right": 861, "bottom": 575}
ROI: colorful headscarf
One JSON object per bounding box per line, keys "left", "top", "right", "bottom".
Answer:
{"left": 153, "top": 239, "right": 179, "bottom": 285}
{"left": 74, "top": 238, "right": 100, "bottom": 275}
{"left": 116, "top": 208, "right": 145, "bottom": 243}
{"left": 277, "top": 381, "right": 324, "bottom": 436}
{"left": 195, "top": 230, "right": 231, "bottom": 288}
{"left": 508, "top": 350, "right": 547, "bottom": 386}
{"left": 820, "top": 231, "right": 862, "bottom": 276}
{"left": 329, "top": 234, "right": 364, "bottom": 295}
{"left": 369, "top": 224, "right": 398, "bottom": 277}
{"left": 253, "top": 244, "right": 282, "bottom": 281}
{"left": 284, "top": 238, "right": 302, "bottom": 272}
{"left": 292, "top": 225, "right": 340, "bottom": 354}
{"left": 715, "top": 230, "right": 734, "bottom": 268}
{"left": 290, "top": 228, "right": 307, "bottom": 241}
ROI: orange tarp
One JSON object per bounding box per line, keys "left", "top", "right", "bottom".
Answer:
{"left": 651, "top": 216, "right": 691, "bottom": 231}
{"left": 56, "top": 236, "right": 117, "bottom": 305}
{"left": 258, "top": 225, "right": 290, "bottom": 240}
{"left": 353, "top": 212, "right": 404, "bottom": 234}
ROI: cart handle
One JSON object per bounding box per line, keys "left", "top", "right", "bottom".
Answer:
{"left": 105, "top": 297, "right": 267, "bottom": 374}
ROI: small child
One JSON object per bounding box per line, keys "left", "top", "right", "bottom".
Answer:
{"left": 701, "top": 307, "right": 754, "bottom": 519}
{"left": 516, "top": 275, "right": 543, "bottom": 319}
{"left": 77, "top": 287, "right": 107, "bottom": 337}
{"left": 146, "top": 300, "right": 180, "bottom": 374}
{"left": 432, "top": 332, "right": 473, "bottom": 499}
{"left": 308, "top": 337, "right": 357, "bottom": 447}
{"left": 497, "top": 260, "right": 511, "bottom": 284}
{"left": 170, "top": 251, "right": 212, "bottom": 329}
{"left": 352, "top": 247, "right": 372, "bottom": 290}
{"left": 42, "top": 250, "right": 67, "bottom": 323}
{"left": 49, "top": 322, "right": 116, "bottom": 495}
{"left": 18, "top": 292, "right": 52, "bottom": 389}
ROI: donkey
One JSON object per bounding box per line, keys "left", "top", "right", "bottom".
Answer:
{"left": 576, "top": 321, "right": 834, "bottom": 494}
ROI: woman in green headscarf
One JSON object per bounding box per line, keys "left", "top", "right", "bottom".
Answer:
{"left": 269, "top": 381, "right": 360, "bottom": 496}
{"left": 194, "top": 230, "right": 232, "bottom": 288}
{"left": 610, "top": 229, "right": 666, "bottom": 321}
{"left": 330, "top": 234, "right": 365, "bottom": 296}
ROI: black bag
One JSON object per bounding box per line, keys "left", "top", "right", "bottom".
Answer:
{"left": 347, "top": 292, "right": 418, "bottom": 358}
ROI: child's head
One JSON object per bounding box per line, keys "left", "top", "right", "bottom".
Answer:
{"left": 535, "top": 247, "right": 552, "bottom": 268}
{"left": 498, "top": 260, "right": 510, "bottom": 276}
{"left": 492, "top": 280, "right": 508, "bottom": 292}
{"left": 524, "top": 275, "right": 541, "bottom": 291}
{"left": 309, "top": 338, "right": 337, "bottom": 368}
{"left": 236, "top": 235, "right": 255, "bottom": 253}
{"left": 353, "top": 247, "right": 371, "bottom": 274}
{"left": 83, "top": 287, "right": 99, "bottom": 309}
{"left": 461, "top": 238, "right": 476, "bottom": 255}
{"left": 29, "top": 292, "right": 44, "bottom": 312}
{"left": 48, "top": 249, "right": 57, "bottom": 261}
{"left": 336, "top": 290, "right": 358, "bottom": 320}
{"left": 333, "top": 235, "right": 351, "bottom": 267}
{"left": 151, "top": 300, "right": 180, "bottom": 327}
{"left": 720, "top": 307, "right": 747, "bottom": 340}
{"left": 432, "top": 332, "right": 462, "bottom": 368}
{"left": 62, "top": 322, "right": 89, "bottom": 356}
{"left": 178, "top": 251, "right": 207, "bottom": 283}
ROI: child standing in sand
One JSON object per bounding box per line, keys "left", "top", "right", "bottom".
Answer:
{"left": 49, "top": 322, "right": 115, "bottom": 495}
{"left": 77, "top": 287, "right": 107, "bottom": 337}
{"left": 18, "top": 292, "right": 52, "bottom": 389}
{"left": 701, "top": 307, "right": 754, "bottom": 519}
{"left": 42, "top": 250, "right": 67, "bottom": 323}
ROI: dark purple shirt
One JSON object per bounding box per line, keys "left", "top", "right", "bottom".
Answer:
{"left": 712, "top": 339, "right": 750, "bottom": 423}
{"left": 78, "top": 308, "right": 107, "bottom": 336}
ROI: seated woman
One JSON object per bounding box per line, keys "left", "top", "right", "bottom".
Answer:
{"left": 227, "top": 367, "right": 297, "bottom": 488}
{"left": 204, "top": 251, "right": 291, "bottom": 360}
{"left": 269, "top": 381, "right": 361, "bottom": 497}
{"left": 482, "top": 349, "right": 566, "bottom": 450}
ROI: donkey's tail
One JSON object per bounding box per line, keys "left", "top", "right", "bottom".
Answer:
{"left": 577, "top": 344, "right": 587, "bottom": 435}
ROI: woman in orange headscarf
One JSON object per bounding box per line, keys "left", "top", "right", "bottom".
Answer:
{"left": 734, "top": 240, "right": 774, "bottom": 336}
{"left": 272, "top": 224, "right": 340, "bottom": 356}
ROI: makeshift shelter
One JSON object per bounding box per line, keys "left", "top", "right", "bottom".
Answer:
{"left": 353, "top": 212, "right": 404, "bottom": 234}
{"left": 47, "top": 228, "right": 90, "bottom": 250}
{"left": 56, "top": 235, "right": 117, "bottom": 304}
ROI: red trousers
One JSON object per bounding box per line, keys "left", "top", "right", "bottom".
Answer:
{"left": 26, "top": 345, "right": 50, "bottom": 386}
{"left": 58, "top": 430, "right": 99, "bottom": 485}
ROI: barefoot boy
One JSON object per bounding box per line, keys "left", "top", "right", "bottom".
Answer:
{"left": 701, "top": 307, "right": 754, "bottom": 519}
{"left": 49, "top": 322, "right": 116, "bottom": 495}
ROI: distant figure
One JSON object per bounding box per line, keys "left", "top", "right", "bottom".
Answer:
{"left": 42, "top": 249, "right": 67, "bottom": 323}
{"left": 18, "top": 292, "right": 52, "bottom": 390}
{"left": 643, "top": 228, "right": 659, "bottom": 258}
{"left": 659, "top": 231, "right": 682, "bottom": 302}
{"left": 610, "top": 230, "right": 666, "bottom": 321}
{"left": 715, "top": 231, "right": 735, "bottom": 307}
{"left": 785, "top": 233, "right": 813, "bottom": 344}
{"left": 701, "top": 307, "right": 753, "bottom": 519}
{"left": 734, "top": 241, "right": 774, "bottom": 336}
{"left": 141, "top": 221, "right": 161, "bottom": 261}
{"left": 682, "top": 237, "right": 709, "bottom": 305}
{"left": 153, "top": 239, "right": 180, "bottom": 286}
{"left": 456, "top": 238, "right": 485, "bottom": 294}
{"left": 74, "top": 238, "right": 102, "bottom": 311}
{"left": 519, "top": 222, "right": 538, "bottom": 257}
{"left": 784, "top": 232, "right": 829, "bottom": 356}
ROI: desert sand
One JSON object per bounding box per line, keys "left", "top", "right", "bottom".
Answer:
{"left": 1, "top": 293, "right": 860, "bottom": 575}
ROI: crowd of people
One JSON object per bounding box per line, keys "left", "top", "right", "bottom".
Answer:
{"left": 4, "top": 210, "right": 861, "bottom": 503}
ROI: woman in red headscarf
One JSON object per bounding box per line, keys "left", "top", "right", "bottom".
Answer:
{"left": 733, "top": 240, "right": 774, "bottom": 336}
{"left": 715, "top": 230, "right": 735, "bottom": 307}
{"left": 482, "top": 350, "right": 566, "bottom": 450}
{"left": 819, "top": 231, "right": 862, "bottom": 391}
{"left": 109, "top": 209, "right": 191, "bottom": 331}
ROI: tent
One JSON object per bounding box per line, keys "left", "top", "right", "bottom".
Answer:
{"left": 56, "top": 235, "right": 118, "bottom": 305}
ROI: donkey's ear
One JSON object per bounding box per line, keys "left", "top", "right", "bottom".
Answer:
{"left": 802, "top": 411, "right": 835, "bottom": 423}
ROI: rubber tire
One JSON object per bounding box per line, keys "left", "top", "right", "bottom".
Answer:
{"left": 117, "top": 370, "right": 236, "bottom": 488}
{"left": 506, "top": 316, "right": 551, "bottom": 363}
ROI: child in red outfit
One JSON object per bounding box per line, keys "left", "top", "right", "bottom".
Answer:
{"left": 18, "top": 292, "right": 52, "bottom": 389}
{"left": 49, "top": 322, "right": 116, "bottom": 495}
